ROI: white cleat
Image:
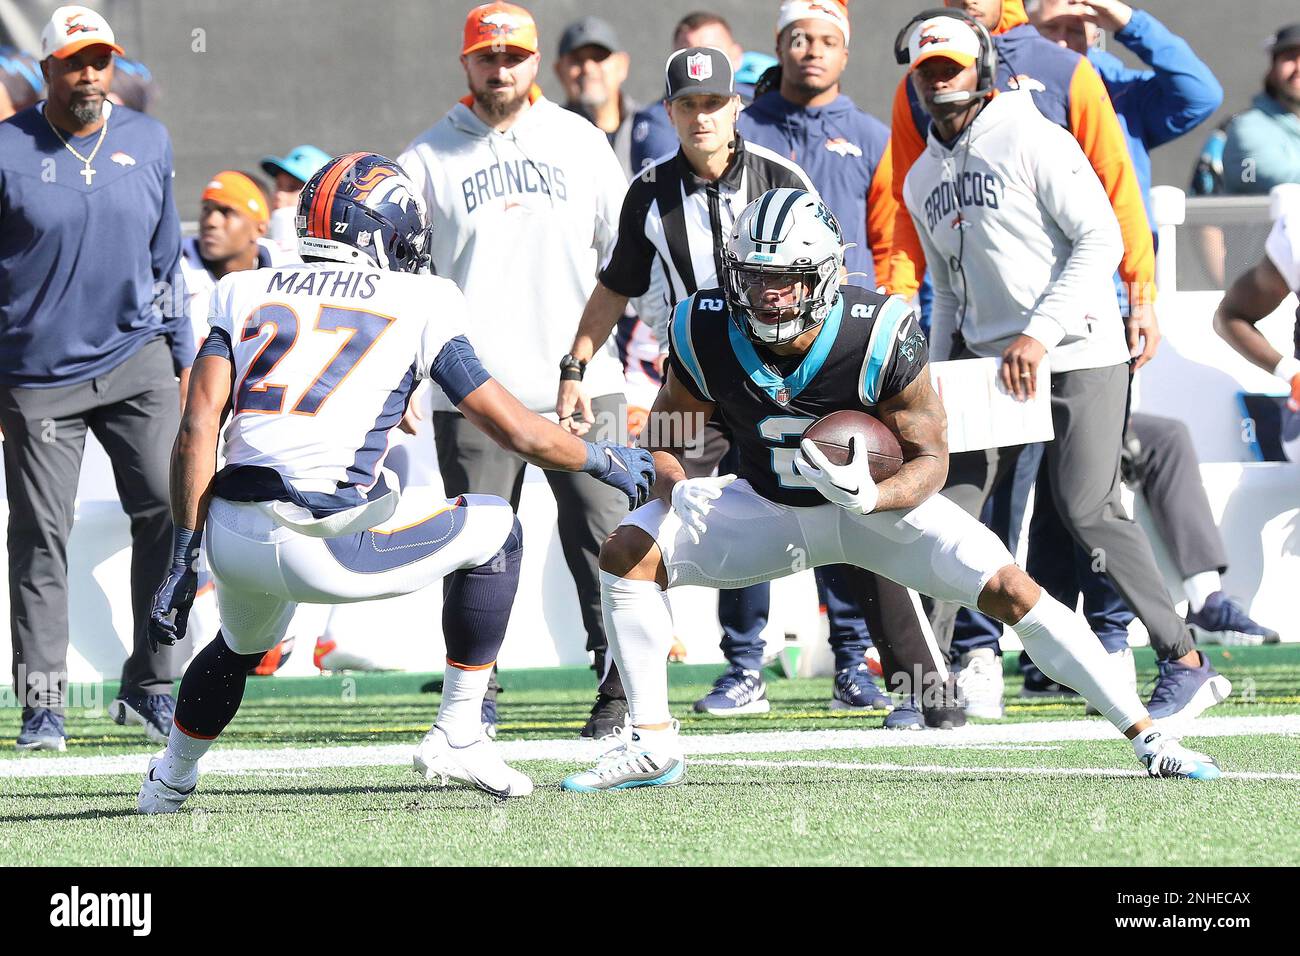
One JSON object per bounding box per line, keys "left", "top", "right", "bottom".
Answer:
{"left": 137, "top": 754, "right": 197, "bottom": 814}
{"left": 956, "top": 648, "right": 1005, "bottom": 719}
{"left": 561, "top": 723, "right": 686, "bottom": 792}
{"left": 413, "top": 726, "right": 533, "bottom": 799}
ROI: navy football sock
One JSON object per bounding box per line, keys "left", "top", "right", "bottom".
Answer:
{"left": 173, "top": 631, "right": 265, "bottom": 739}
{"left": 442, "top": 515, "right": 523, "bottom": 668}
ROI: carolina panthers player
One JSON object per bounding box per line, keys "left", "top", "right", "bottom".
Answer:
{"left": 137, "top": 153, "right": 653, "bottom": 812}
{"left": 563, "top": 187, "right": 1220, "bottom": 791}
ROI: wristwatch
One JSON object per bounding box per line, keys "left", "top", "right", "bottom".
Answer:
{"left": 559, "top": 353, "right": 587, "bottom": 382}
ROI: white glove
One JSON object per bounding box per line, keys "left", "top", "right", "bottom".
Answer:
{"left": 670, "top": 474, "right": 737, "bottom": 544}
{"left": 794, "top": 436, "right": 879, "bottom": 515}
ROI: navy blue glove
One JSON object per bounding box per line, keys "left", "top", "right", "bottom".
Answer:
{"left": 149, "top": 527, "right": 202, "bottom": 652}
{"left": 582, "top": 440, "right": 656, "bottom": 510}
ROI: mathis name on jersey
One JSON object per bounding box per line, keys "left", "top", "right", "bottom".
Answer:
{"left": 923, "top": 171, "right": 1003, "bottom": 231}
{"left": 265, "top": 269, "right": 380, "bottom": 299}
{"left": 461, "top": 159, "right": 568, "bottom": 213}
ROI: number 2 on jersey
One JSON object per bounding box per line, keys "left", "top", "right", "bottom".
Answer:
{"left": 234, "top": 304, "right": 394, "bottom": 416}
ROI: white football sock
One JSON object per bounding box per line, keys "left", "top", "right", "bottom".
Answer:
{"left": 1012, "top": 592, "right": 1147, "bottom": 733}
{"left": 629, "top": 721, "right": 682, "bottom": 755}
{"left": 161, "top": 724, "right": 211, "bottom": 784}
{"left": 437, "top": 663, "right": 493, "bottom": 746}
{"left": 600, "top": 570, "right": 674, "bottom": 726}
{"left": 1183, "top": 571, "right": 1222, "bottom": 613}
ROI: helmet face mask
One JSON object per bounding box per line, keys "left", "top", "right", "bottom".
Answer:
{"left": 724, "top": 188, "right": 845, "bottom": 347}
{"left": 296, "top": 153, "right": 432, "bottom": 274}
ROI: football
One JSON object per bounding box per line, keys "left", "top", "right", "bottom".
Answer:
{"left": 802, "top": 410, "right": 904, "bottom": 483}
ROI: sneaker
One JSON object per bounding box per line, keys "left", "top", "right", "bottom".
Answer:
{"left": 883, "top": 697, "right": 924, "bottom": 730}
{"left": 580, "top": 693, "right": 629, "bottom": 739}
{"left": 109, "top": 694, "right": 175, "bottom": 744}
{"left": 668, "top": 637, "right": 688, "bottom": 662}
{"left": 1086, "top": 647, "right": 1137, "bottom": 716}
{"left": 1019, "top": 666, "right": 1079, "bottom": 699}
{"left": 413, "top": 726, "right": 533, "bottom": 798}
{"left": 1187, "top": 592, "right": 1279, "bottom": 646}
{"left": 137, "top": 753, "right": 197, "bottom": 814}
{"left": 313, "top": 635, "right": 388, "bottom": 672}
{"left": 16, "top": 707, "right": 66, "bottom": 752}
{"left": 561, "top": 722, "right": 685, "bottom": 792}
{"left": 692, "top": 667, "right": 770, "bottom": 716}
{"left": 955, "top": 648, "right": 1005, "bottom": 719}
{"left": 1146, "top": 651, "right": 1232, "bottom": 721}
{"left": 481, "top": 668, "right": 500, "bottom": 740}
{"left": 832, "top": 664, "right": 894, "bottom": 711}
{"left": 1135, "top": 730, "right": 1221, "bottom": 781}
{"left": 249, "top": 637, "right": 294, "bottom": 675}
{"left": 923, "top": 677, "right": 967, "bottom": 729}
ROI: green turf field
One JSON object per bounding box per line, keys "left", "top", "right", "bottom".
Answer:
{"left": 2, "top": 645, "right": 1297, "bottom": 866}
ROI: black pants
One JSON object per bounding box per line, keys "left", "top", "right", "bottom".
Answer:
{"left": 0, "top": 338, "right": 182, "bottom": 712}
{"left": 432, "top": 394, "right": 629, "bottom": 694}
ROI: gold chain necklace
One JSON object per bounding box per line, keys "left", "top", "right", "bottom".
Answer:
{"left": 43, "top": 104, "right": 109, "bottom": 186}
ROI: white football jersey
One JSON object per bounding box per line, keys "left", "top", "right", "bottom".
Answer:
{"left": 207, "top": 261, "right": 474, "bottom": 490}
{"left": 181, "top": 236, "right": 298, "bottom": 355}
{"left": 1266, "top": 197, "right": 1300, "bottom": 293}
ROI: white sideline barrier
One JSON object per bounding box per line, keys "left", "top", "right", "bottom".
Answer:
{"left": 1, "top": 281, "right": 1296, "bottom": 682}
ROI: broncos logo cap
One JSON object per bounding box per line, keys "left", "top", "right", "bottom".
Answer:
{"left": 40, "top": 5, "right": 124, "bottom": 60}
{"left": 462, "top": 2, "right": 539, "bottom": 57}
{"left": 907, "top": 15, "right": 980, "bottom": 71}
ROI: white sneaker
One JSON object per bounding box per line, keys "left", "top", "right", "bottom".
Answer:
{"left": 561, "top": 722, "right": 685, "bottom": 792}
{"left": 956, "top": 648, "right": 1005, "bottom": 719}
{"left": 137, "top": 753, "right": 197, "bottom": 814}
{"left": 1134, "top": 729, "right": 1221, "bottom": 780}
{"left": 1086, "top": 647, "right": 1138, "bottom": 716}
{"left": 413, "top": 726, "right": 533, "bottom": 799}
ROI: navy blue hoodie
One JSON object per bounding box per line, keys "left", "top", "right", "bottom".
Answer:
{"left": 737, "top": 90, "right": 892, "bottom": 289}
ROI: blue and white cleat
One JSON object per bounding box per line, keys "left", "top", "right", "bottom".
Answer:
{"left": 1146, "top": 651, "right": 1232, "bottom": 721}
{"left": 692, "top": 668, "right": 769, "bottom": 716}
{"left": 1136, "top": 730, "right": 1221, "bottom": 781}
{"left": 562, "top": 722, "right": 685, "bottom": 792}
{"left": 832, "top": 664, "right": 894, "bottom": 712}
{"left": 1187, "top": 592, "right": 1279, "bottom": 646}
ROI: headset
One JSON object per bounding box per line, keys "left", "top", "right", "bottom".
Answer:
{"left": 893, "top": 7, "right": 997, "bottom": 106}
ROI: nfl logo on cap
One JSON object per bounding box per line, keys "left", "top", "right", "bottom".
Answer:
{"left": 687, "top": 51, "right": 712, "bottom": 81}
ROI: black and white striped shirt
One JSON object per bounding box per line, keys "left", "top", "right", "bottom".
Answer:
{"left": 600, "top": 134, "right": 814, "bottom": 332}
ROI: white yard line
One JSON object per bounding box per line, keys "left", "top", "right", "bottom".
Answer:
{"left": 0, "top": 715, "right": 1296, "bottom": 780}
{"left": 693, "top": 758, "right": 1300, "bottom": 782}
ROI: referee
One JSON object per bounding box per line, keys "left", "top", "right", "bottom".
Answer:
{"left": 0, "top": 6, "right": 189, "bottom": 750}
{"left": 559, "top": 48, "right": 936, "bottom": 719}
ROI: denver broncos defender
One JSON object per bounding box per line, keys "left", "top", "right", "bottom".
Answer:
{"left": 563, "top": 188, "right": 1220, "bottom": 792}
{"left": 137, "top": 153, "right": 653, "bottom": 811}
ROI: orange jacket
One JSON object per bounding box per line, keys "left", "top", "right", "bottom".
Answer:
{"left": 885, "top": 0, "right": 1154, "bottom": 305}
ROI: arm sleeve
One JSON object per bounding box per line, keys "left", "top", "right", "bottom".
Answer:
{"left": 1022, "top": 123, "right": 1124, "bottom": 348}
{"left": 152, "top": 133, "right": 192, "bottom": 372}
{"left": 1067, "top": 59, "right": 1155, "bottom": 302}
{"left": 196, "top": 325, "right": 233, "bottom": 362}
{"left": 886, "top": 77, "right": 930, "bottom": 298}
{"left": 598, "top": 182, "right": 657, "bottom": 298}
{"left": 1114, "top": 10, "right": 1223, "bottom": 150}
{"left": 430, "top": 335, "right": 491, "bottom": 405}
{"left": 867, "top": 144, "right": 898, "bottom": 290}
{"left": 665, "top": 296, "right": 711, "bottom": 402}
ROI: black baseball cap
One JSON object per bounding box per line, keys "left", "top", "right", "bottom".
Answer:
{"left": 664, "top": 46, "right": 735, "bottom": 101}
{"left": 1268, "top": 24, "right": 1300, "bottom": 56}
{"left": 558, "top": 16, "right": 622, "bottom": 57}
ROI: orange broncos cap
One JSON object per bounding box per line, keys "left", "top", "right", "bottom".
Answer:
{"left": 462, "top": 2, "right": 539, "bottom": 56}
{"left": 202, "top": 171, "right": 270, "bottom": 225}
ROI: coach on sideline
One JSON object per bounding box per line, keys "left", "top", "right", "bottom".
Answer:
{"left": 399, "top": 2, "right": 632, "bottom": 739}
{"left": 0, "top": 5, "right": 190, "bottom": 751}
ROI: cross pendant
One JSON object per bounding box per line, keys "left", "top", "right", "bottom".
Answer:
{"left": 81, "top": 166, "right": 95, "bottom": 185}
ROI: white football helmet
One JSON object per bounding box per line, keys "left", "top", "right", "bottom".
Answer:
{"left": 723, "top": 188, "right": 846, "bottom": 345}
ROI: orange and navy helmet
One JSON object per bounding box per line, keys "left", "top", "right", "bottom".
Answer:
{"left": 296, "top": 152, "right": 431, "bottom": 274}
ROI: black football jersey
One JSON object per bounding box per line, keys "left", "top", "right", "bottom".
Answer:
{"left": 667, "top": 285, "right": 928, "bottom": 507}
